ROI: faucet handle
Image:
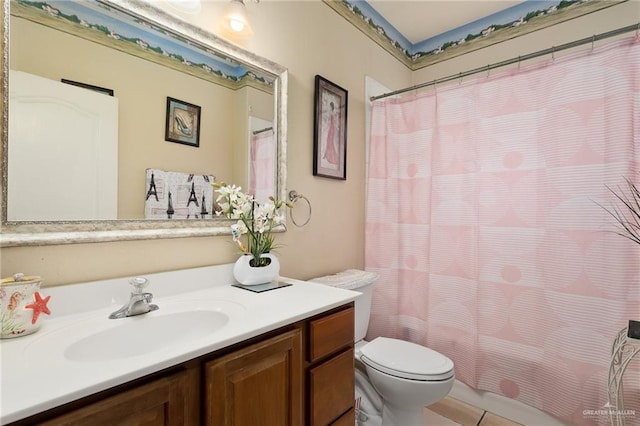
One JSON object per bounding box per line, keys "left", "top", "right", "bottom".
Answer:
{"left": 129, "top": 277, "right": 149, "bottom": 294}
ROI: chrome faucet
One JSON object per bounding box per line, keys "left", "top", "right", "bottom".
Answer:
{"left": 109, "top": 277, "right": 159, "bottom": 319}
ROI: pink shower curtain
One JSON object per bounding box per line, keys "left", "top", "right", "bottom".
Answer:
{"left": 249, "top": 128, "right": 276, "bottom": 204}
{"left": 366, "top": 36, "right": 640, "bottom": 425}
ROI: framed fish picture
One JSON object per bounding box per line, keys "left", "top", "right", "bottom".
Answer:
{"left": 165, "top": 97, "right": 201, "bottom": 147}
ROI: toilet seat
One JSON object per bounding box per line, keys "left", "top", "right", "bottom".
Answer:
{"left": 360, "top": 337, "right": 454, "bottom": 381}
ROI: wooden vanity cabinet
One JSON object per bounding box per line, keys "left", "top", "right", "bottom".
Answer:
{"left": 203, "top": 304, "right": 356, "bottom": 426}
{"left": 8, "top": 303, "right": 355, "bottom": 426}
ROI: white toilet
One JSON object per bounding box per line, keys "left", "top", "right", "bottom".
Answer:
{"left": 311, "top": 270, "right": 455, "bottom": 426}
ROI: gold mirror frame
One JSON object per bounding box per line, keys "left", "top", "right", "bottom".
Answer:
{"left": 0, "top": 0, "right": 288, "bottom": 247}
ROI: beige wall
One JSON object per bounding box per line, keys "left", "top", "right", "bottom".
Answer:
{"left": 4, "top": 1, "right": 636, "bottom": 287}
{"left": 1, "top": 1, "right": 409, "bottom": 286}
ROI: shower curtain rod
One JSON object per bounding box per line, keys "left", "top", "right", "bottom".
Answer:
{"left": 252, "top": 126, "right": 273, "bottom": 135}
{"left": 371, "top": 22, "right": 640, "bottom": 102}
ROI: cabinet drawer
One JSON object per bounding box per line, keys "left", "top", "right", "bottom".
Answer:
{"left": 308, "top": 348, "right": 354, "bottom": 426}
{"left": 308, "top": 306, "right": 354, "bottom": 362}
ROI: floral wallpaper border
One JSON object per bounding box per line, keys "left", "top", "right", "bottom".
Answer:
{"left": 324, "top": 0, "right": 627, "bottom": 70}
{"left": 11, "top": 0, "right": 275, "bottom": 92}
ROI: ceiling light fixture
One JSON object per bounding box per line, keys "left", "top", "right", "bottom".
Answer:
{"left": 222, "top": 0, "right": 254, "bottom": 38}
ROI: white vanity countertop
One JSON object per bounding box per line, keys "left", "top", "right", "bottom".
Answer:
{"left": 0, "top": 264, "right": 359, "bottom": 424}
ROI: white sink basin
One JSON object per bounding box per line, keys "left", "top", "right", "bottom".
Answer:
{"left": 24, "top": 299, "right": 245, "bottom": 363}
{"left": 65, "top": 310, "right": 229, "bottom": 362}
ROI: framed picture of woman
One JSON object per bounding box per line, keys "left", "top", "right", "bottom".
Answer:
{"left": 313, "top": 75, "right": 348, "bottom": 180}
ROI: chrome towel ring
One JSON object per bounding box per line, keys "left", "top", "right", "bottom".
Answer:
{"left": 288, "top": 190, "right": 311, "bottom": 227}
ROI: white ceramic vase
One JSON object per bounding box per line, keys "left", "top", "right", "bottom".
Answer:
{"left": 233, "top": 253, "right": 280, "bottom": 286}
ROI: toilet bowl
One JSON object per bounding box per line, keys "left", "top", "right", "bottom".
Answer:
{"left": 358, "top": 337, "right": 454, "bottom": 425}
{"left": 311, "top": 270, "right": 455, "bottom": 426}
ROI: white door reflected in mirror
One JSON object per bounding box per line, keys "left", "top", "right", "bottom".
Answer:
{"left": 8, "top": 71, "right": 118, "bottom": 221}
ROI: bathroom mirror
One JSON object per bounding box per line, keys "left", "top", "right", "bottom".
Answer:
{"left": 0, "top": 0, "right": 288, "bottom": 246}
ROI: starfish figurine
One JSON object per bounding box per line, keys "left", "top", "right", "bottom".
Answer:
{"left": 24, "top": 292, "right": 51, "bottom": 324}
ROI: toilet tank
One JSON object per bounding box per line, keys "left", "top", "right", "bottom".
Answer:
{"left": 353, "top": 282, "right": 374, "bottom": 342}
{"left": 309, "top": 269, "right": 378, "bottom": 343}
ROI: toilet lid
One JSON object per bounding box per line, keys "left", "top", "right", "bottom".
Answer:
{"left": 360, "top": 337, "right": 454, "bottom": 381}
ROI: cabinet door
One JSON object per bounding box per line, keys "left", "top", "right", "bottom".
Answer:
{"left": 205, "top": 328, "right": 302, "bottom": 426}
{"left": 38, "top": 371, "right": 190, "bottom": 426}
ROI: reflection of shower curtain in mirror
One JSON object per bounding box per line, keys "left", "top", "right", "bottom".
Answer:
{"left": 249, "top": 129, "right": 276, "bottom": 204}
{"left": 366, "top": 36, "right": 640, "bottom": 425}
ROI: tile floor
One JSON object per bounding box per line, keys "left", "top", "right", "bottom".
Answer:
{"left": 424, "top": 397, "right": 523, "bottom": 426}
